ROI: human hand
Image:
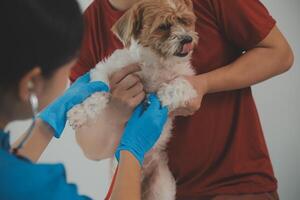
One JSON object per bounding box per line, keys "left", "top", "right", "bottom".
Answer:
{"left": 39, "top": 72, "right": 109, "bottom": 138}
{"left": 115, "top": 94, "right": 168, "bottom": 166}
{"left": 109, "top": 64, "right": 145, "bottom": 120}
{"left": 170, "top": 75, "right": 208, "bottom": 117}
{"left": 110, "top": 64, "right": 145, "bottom": 107}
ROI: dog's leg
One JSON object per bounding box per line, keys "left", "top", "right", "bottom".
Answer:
{"left": 68, "top": 48, "right": 138, "bottom": 130}
{"left": 147, "top": 77, "right": 196, "bottom": 200}
{"left": 142, "top": 152, "right": 176, "bottom": 200}
{"left": 154, "top": 152, "right": 176, "bottom": 200}
{"left": 157, "top": 77, "right": 197, "bottom": 111}
{"left": 152, "top": 119, "right": 173, "bottom": 151}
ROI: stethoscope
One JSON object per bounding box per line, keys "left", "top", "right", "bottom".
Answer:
{"left": 10, "top": 84, "right": 150, "bottom": 154}
{"left": 12, "top": 81, "right": 39, "bottom": 154}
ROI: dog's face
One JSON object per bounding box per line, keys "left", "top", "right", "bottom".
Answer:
{"left": 112, "top": 0, "right": 198, "bottom": 59}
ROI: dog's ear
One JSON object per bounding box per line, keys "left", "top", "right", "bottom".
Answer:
{"left": 111, "top": 5, "right": 144, "bottom": 47}
{"left": 183, "top": 0, "right": 193, "bottom": 10}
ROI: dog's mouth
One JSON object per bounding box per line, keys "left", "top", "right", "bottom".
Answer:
{"left": 175, "top": 42, "right": 194, "bottom": 57}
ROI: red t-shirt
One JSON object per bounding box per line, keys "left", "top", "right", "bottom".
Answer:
{"left": 71, "top": 0, "right": 277, "bottom": 199}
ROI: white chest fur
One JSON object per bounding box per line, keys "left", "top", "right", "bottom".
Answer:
{"left": 67, "top": 43, "right": 197, "bottom": 200}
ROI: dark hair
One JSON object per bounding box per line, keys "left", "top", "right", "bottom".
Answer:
{"left": 0, "top": 0, "right": 83, "bottom": 87}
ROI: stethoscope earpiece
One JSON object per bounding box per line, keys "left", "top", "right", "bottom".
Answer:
{"left": 27, "top": 81, "right": 34, "bottom": 91}
{"left": 12, "top": 81, "right": 39, "bottom": 154}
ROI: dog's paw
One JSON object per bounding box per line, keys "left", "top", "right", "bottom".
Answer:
{"left": 68, "top": 104, "right": 88, "bottom": 130}
{"left": 67, "top": 92, "right": 110, "bottom": 130}
{"left": 83, "top": 92, "right": 110, "bottom": 119}
{"left": 157, "top": 77, "right": 197, "bottom": 111}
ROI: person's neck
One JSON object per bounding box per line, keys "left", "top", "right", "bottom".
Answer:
{"left": 109, "top": 0, "right": 139, "bottom": 11}
{"left": 0, "top": 114, "right": 9, "bottom": 131}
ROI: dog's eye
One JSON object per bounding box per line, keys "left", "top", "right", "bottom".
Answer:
{"left": 178, "top": 17, "right": 191, "bottom": 26}
{"left": 158, "top": 23, "right": 172, "bottom": 31}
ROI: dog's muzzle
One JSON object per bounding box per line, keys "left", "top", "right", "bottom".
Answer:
{"left": 175, "top": 35, "right": 194, "bottom": 57}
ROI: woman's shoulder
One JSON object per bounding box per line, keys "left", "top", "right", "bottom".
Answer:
{"left": 0, "top": 150, "right": 65, "bottom": 179}
{"left": 0, "top": 151, "right": 89, "bottom": 199}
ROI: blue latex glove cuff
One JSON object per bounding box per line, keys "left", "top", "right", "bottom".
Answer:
{"left": 115, "top": 146, "right": 144, "bottom": 166}
{"left": 115, "top": 94, "right": 168, "bottom": 166}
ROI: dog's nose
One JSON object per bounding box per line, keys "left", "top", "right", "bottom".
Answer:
{"left": 180, "top": 36, "right": 193, "bottom": 44}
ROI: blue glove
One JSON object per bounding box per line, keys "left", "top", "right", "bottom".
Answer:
{"left": 39, "top": 72, "right": 109, "bottom": 138}
{"left": 115, "top": 94, "right": 168, "bottom": 166}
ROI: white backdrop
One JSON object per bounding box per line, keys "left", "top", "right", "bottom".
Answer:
{"left": 6, "top": 0, "right": 300, "bottom": 199}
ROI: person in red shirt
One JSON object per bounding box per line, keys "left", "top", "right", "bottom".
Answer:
{"left": 71, "top": 0, "right": 294, "bottom": 199}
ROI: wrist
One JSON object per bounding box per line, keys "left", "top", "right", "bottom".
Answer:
{"left": 119, "top": 150, "right": 141, "bottom": 168}
{"left": 190, "top": 74, "right": 209, "bottom": 95}
{"left": 36, "top": 119, "right": 54, "bottom": 134}
{"left": 108, "top": 98, "right": 132, "bottom": 125}
{"left": 199, "top": 74, "right": 209, "bottom": 94}
{"left": 38, "top": 111, "right": 64, "bottom": 138}
{"left": 116, "top": 145, "right": 144, "bottom": 166}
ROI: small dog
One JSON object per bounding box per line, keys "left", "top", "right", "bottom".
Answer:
{"left": 68, "top": 0, "right": 198, "bottom": 199}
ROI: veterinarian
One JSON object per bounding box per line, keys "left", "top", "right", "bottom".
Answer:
{"left": 0, "top": 0, "right": 168, "bottom": 199}
{"left": 71, "top": 0, "right": 294, "bottom": 199}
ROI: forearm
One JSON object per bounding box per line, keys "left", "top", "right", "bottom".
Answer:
{"left": 76, "top": 102, "right": 128, "bottom": 160}
{"left": 12, "top": 119, "right": 53, "bottom": 162}
{"left": 199, "top": 27, "right": 294, "bottom": 94}
{"left": 202, "top": 46, "right": 292, "bottom": 94}
{"left": 110, "top": 94, "right": 167, "bottom": 200}
{"left": 111, "top": 151, "right": 141, "bottom": 200}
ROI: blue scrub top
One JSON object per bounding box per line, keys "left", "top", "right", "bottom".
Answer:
{"left": 0, "top": 130, "right": 92, "bottom": 200}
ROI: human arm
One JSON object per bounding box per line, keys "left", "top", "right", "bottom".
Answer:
{"left": 201, "top": 26, "right": 293, "bottom": 93}
{"left": 110, "top": 151, "right": 141, "bottom": 200}
{"left": 75, "top": 64, "right": 145, "bottom": 160}
{"left": 13, "top": 73, "right": 109, "bottom": 162}
{"left": 11, "top": 119, "right": 54, "bottom": 162}
{"left": 172, "top": 1, "right": 294, "bottom": 116}
{"left": 110, "top": 94, "right": 168, "bottom": 200}
{"left": 193, "top": 26, "right": 293, "bottom": 92}
{"left": 70, "top": 1, "right": 145, "bottom": 160}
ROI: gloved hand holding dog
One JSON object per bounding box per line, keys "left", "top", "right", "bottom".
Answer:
{"left": 39, "top": 72, "right": 109, "bottom": 138}
{"left": 115, "top": 94, "right": 168, "bottom": 166}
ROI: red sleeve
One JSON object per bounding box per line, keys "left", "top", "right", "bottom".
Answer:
{"left": 70, "top": 1, "right": 103, "bottom": 82}
{"left": 70, "top": 0, "right": 124, "bottom": 82}
{"left": 209, "top": 0, "right": 276, "bottom": 50}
